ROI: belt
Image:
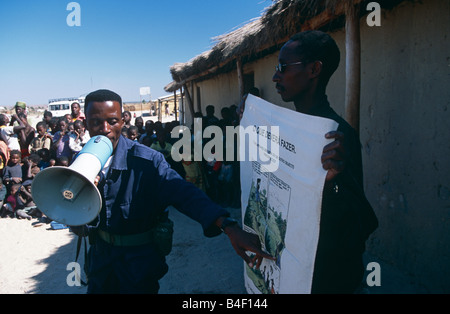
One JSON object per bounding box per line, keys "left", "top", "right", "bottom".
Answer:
{"left": 97, "top": 229, "right": 154, "bottom": 247}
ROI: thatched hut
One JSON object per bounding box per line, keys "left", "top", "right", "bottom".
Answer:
{"left": 166, "top": 0, "right": 450, "bottom": 292}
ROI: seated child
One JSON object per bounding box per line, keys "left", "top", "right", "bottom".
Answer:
{"left": 22, "top": 154, "right": 41, "bottom": 181}
{"left": 1, "top": 184, "right": 31, "bottom": 219}
{"left": 16, "top": 180, "right": 41, "bottom": 218}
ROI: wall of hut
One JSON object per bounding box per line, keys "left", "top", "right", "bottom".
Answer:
{"left": 195, "top": 74, "right": 240, "bottom": 116}
{"left": 356, "top": 0, "right": 449, "bottom": 292}
{"left": 181, "top": 0, "right": 449, "bottom": 292}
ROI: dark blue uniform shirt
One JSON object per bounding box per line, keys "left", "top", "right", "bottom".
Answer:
{"left": 92, "top": 135, "right": 228, "bottom": 236}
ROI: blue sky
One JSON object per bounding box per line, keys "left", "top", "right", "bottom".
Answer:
{"left": 0, "top": 0, "right": 271, "bottom": 106}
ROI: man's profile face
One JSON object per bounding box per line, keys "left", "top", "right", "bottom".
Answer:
{"left": 86, "top": 101, "right": 124, "bottom": 150}
{"left": 272, "top": 40, "right": 311, "bottom": 103}
{"left": 122, "top": 111, "right": 131, "bottom": 123}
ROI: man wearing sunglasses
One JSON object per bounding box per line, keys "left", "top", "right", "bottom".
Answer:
{"left": 270, "top": 30, "right": 378, "bottom": 293}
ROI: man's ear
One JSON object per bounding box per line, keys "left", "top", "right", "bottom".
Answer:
{"left": 310, "top": 61, "right": 323, "bottom": 78}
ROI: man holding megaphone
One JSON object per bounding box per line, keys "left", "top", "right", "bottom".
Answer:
{"left": 44, "top": 89, "right": 273, "bottom": 294}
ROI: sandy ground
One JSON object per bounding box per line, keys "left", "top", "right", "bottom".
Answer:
{"left": 0, "top": 203, "right": 430, "bottom": 294}
{"left": 0, "top": 218, "right": 87, "bottom": 294}
{"left": 0, "top": 207, "right": 245, "bottom": 294}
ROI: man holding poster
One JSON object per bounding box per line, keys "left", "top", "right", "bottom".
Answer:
{"left": 240, "top": 30, "right": 378, "bottom": 294}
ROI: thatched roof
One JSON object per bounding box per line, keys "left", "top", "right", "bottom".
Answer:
{"left": 164, "top": 81, "right": 182, "bottom": 93}
{"left": 169, "top": 0, "right": 406, "bottom": 86}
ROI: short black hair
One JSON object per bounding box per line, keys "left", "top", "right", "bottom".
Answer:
{"left": 289, "top": 30, "right": 340, "bottom": 88}
{"left": 127, "top": 125, "right": 138, "bottom": 134}
{"left": 73, "top": 119, "right": 84, "bottom": 128}
{"left": 36, "top": 121, "right": 47, "bottom": 129}
{"left": 10, "top": 149, "right": 21, "bottom": 157}
{"left": 28, "top": 153, "right": 41, "bottom": 164}
{"left": 84, "top": 89, "right": 122, "bottom": 113}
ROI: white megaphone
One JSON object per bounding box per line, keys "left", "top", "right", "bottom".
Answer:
{"left": 31, "top": 135, "right": 113, "bottom": 226}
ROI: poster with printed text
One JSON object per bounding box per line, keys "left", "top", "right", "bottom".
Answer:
{"left": 240, "top": 95, "right": 338, "bottom": 294}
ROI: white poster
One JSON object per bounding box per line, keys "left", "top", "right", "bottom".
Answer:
{"left": 240, "top": 95, "right": 338, "bottom": 294}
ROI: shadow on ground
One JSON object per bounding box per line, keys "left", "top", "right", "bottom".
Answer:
{"left": 29, "top": 228, "right": 87, "bottom": 294}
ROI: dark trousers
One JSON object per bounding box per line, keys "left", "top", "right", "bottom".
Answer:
{"left": 87, "top": 238, "right": 168, "bottom": 294}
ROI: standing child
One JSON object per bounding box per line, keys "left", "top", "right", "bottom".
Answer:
{"left": 126, "top": 125, "right": 139, "bottom": 142}
{"left": 218, "top": 160, "right": 234, "bottom": 207}
{"left": 204, "top": 154, "right": 222, "bottom": 203}
{"left": 134, "top": 116, "right": 144, "bottom": 139}
{"left": 182, "top": 150, "right": 206, "bottom": 192}
{"left": 51, "top": 117, "right": 72, "bottom": 163}
{"left": 150, "top": 131, "right": 172, "bottom": 160}
{"left": 29, "top": 121, "right": 52, "bottom": 154}
{"left": 0, "top": 114, "right": 26, "bottom": 152}
{"left": 48, "top": 117, "right": 59, "bottom": 136}
{"left": 17, "top": 112, "right": 35, "bottom": 158}
{"left": 122, "top": 111, "right": 132, "bottom": 129}
{"left": 2, "top": 150, "right": 23, "bottom": 192}
{"left": 69, "top": 119, "right": 90, "bottom": 156}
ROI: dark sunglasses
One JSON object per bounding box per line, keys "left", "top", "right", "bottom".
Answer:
{"left": 275, "top": 61, "right": 304, "bottom": 73}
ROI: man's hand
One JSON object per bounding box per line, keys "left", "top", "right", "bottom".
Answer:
{"left": 223, "top": 223, "right": 275, "bottom": 269}
{"left": 322, "top": 131, "right": 346, "bottom": 181}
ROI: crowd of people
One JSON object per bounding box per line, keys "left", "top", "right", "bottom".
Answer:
{"left": 0, "top": 100, "right": 243, "bottom": 222}
{"left": 121, "top": 104, "right": 242, "bottom": 209}
{"left": 0, "top": 101, "right": 89, "bottom": 221}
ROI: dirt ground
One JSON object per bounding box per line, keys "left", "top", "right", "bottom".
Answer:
{"left": 0, "top": 206, "right": 245, "bottom": 294}
{"left": 0, "top": 204, "right": 429, "bottom": 294}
